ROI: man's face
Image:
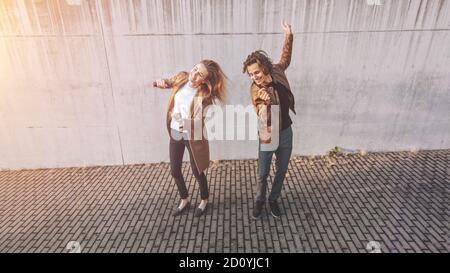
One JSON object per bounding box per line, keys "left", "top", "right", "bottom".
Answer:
{"left": 246, "top": 62, "right": 268, "bottom": 86}
{"left": 189, "top": 63, "right": 208, "bottom": 88}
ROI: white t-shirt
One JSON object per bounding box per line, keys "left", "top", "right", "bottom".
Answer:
{"left": 170, "top": 82, "right": 197, "bottom": 132}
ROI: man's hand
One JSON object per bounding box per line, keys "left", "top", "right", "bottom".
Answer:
{"left": 257, "top": 88, "right": 270, "bottom": 102}
{"left": 282, "top": 21, "right": 292, "bottom": 35}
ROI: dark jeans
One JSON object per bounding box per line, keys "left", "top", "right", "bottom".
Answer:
{"left": 256, "top": 126, "right": 293, "bottom": 204}
{"left": 169, "top": 130, "right": 209, "bottom": 200}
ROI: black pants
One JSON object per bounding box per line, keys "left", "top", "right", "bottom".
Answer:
{"left": 169, "top": 131, "right": 209, "bottom": 200}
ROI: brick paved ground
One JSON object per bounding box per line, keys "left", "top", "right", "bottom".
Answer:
{"left": 0, "top": 150, "right": 448, "bottom": 253}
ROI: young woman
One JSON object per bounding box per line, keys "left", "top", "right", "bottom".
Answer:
{"left": 153, "top": 60, "right": 226, "bottom": 217}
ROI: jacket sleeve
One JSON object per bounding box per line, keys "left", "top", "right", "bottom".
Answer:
{"left": 275, "top": 33, "right": 293, "bottom": 71}
{"left": 251, "top": 87, "right": 272, "bottom": 143}
{"left": 252, "top": 87, "right": 274, "bottom": 120}
{"left": 163, "top": 71, "right": 188, "bottom": 89}
{"left": 250, "top": 88, "right": 266, "bottom": 114}
{"left": 250, "top": 87, "right": 271, "bottom": 131}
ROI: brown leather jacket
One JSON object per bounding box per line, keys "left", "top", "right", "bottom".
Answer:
{"left": 163, "top": 72, "right": 211, "bottom": 174}
{"left": 249, "top": 34, "right": 296, "bottom": 143}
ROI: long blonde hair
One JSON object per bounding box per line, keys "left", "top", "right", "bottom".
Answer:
{"left": 199, "top": 59, "right": 227, "bottom": 104}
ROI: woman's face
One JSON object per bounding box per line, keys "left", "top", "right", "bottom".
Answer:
{"left": 189, "top": 63, "right": 209, "bottom": 88}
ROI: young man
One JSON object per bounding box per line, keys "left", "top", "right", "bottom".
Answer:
{"left": 243, "top": 22, "right": 296, "bottom": 219}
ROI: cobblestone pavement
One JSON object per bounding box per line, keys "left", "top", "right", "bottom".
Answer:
{"left": 0, "top": 150, "right": 448, "bottom": 253}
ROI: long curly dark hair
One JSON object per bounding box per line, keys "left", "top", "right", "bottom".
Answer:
{"left": 242, "top": 50, "right": 273, "bottom": 75}
{"left": 199, "top": 59, "right": 227, "bottom": 104}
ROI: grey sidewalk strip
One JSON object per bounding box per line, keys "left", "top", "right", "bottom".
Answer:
{"left": 0, "top": 149, "right": 448, "bottom": 253}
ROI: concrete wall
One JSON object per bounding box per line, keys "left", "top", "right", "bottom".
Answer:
{"left": 1, "top": 0, "right": 449, "bottom": 170}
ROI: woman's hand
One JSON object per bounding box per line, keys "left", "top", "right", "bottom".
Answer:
{"left": 153, "top": 79, "right": 168, "bottom": 88}
{"left": 282, "top": 21, "right": 292, "bottom": 35}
